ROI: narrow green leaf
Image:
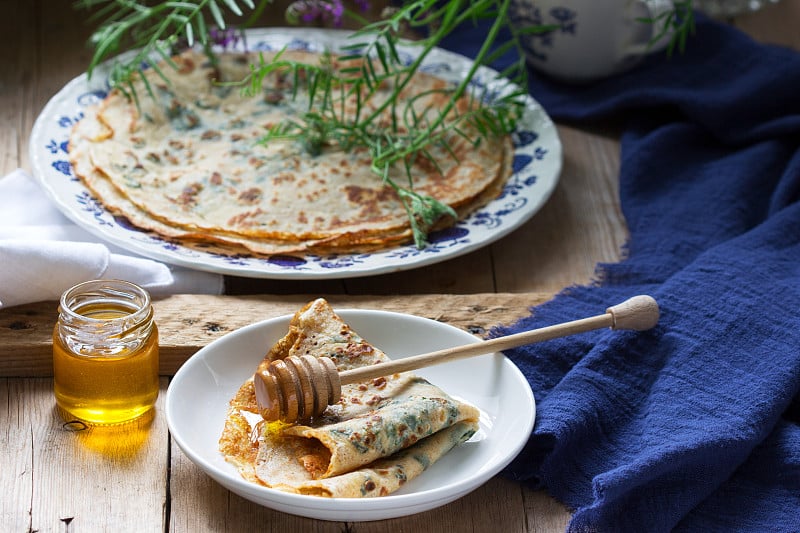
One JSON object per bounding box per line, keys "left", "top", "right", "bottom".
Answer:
{"left": 516, "top": 24, "right": 559, "bottom": 35}
{"left": 184, "top": 21, "right": 194, "bottom": 46}
{"left": 374, "top": 43, "right": 389, "bottom": 72}
{"left": 195, "top": 11, "right": 208, "bottom": 44}
{"left": 208, "top": 0, "right": 225, "bottom": 29}
{"left": 384, "top": 36, "right": 401, "bottom": 64}
{"left": 221, "top": 0, "right": 243, "bottom": 16}
{"left": 338, "top": 54, "right": 365, "bottom": 62}
{"left": 365, "top": 57, "right": 379, "bottom": 85}
{"left": 339, "top": 42, "right": 369, "bottom": 51}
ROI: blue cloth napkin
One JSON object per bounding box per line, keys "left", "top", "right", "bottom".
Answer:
{"left": 441, "top": 14, "right": 800, "bottom": 532}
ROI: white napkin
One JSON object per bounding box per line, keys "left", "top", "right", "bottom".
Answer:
{"left": 0, "top": 169, "right": 225, "bottom": 308}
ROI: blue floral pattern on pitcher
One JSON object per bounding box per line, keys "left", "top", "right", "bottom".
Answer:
{"left": 509, "top": 1, "right": 578, "bottom": 63}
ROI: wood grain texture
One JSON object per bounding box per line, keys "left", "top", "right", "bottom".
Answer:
{"left": 733, "top": 0, "right": 800, "bottom": 50}
{"left": 3, "top": 2, "right": 798, "bottom": 532}
{"left": 493, "top": 124, "right": 627, "bottom": 293}
{"left": 0, "top": 293, "right": 569, "bottom": 533}
{"left": 0, "top": 293, "right": 550, "bottom": 376}
{"left": 0, "top": 0, "right": 36, "bottom": 175}
{"left": 0, "top": 0, "right": 630, "bottom": 297}
{"left": 1, "top": 377, "right": 169, "bottom": 533}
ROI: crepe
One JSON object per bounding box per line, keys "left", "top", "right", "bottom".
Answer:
{"left": 219, "top": 298, "right": 480, "bottom": 498}
{"left": 68, "top": 48, "right": 513, "bottom": 255}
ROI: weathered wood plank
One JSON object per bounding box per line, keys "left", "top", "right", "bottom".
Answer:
{"left": 493, "top": 124, "right": 627, "bottom": 294}
{"left": 1, "top": 377, "right": 169, "bottom": 533}
{"left": 343, "top": 248, "right": 499, "bottom": 294}
{"left": 0, "top": 293, "right": 550, "bottom": 377}
{"left": 733, "top": 0, "right": 800, "bottom": 50}
{"left": 0, "top": 0, "right": 36, "bottom": 177}
{"left": 0, "top": 378, "right": 35, "bottom": 532}
{"left": 0, "top": 297, "right": 572, "bottom": 533}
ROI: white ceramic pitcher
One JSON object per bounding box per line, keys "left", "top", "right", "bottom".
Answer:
{"left": 509, "top": 0, "right": 676, "bottom": 83}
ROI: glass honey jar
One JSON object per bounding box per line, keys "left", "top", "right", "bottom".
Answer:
{"left": 53, "top": 279, "right": 159, "bottom": 426}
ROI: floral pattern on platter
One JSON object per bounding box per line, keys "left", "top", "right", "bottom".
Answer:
{"left": 29, "top": 28, "right": 562, "bottom": 280}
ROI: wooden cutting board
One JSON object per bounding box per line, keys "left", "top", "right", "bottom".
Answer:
{"left": 0, "top": 292, "right": 550, "bottom": 377}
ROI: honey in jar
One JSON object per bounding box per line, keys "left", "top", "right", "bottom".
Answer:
{"left": 53, "top": 279, "right": 159, "bottom": 425}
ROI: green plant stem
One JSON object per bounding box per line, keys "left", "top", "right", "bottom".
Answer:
{"left": 76, "top": 0, "right": 535, "bottom": 248}
{"left": 372, "top": 0, "right": 514, "bottom": 170}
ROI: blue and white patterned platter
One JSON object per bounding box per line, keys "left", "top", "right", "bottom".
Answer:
{"left": 29, "top": 28, "right": 562, "bottom": 280}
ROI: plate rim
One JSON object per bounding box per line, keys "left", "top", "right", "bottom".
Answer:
{"left": 165, "top": 307, "right": 535, "bottom": 521}
{"left": 29, "top": 27, "right": 562, "bottom": 280}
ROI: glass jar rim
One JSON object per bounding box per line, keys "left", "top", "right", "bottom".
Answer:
{"left": 58, "top": 279, "right": 152, "bottom": 325}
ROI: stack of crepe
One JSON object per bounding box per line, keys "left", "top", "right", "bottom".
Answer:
{"left": 219, "top": 298, "right": 480, "bottom": 497}
{"left": 68, "top": 48, "right": 513, "bottom": 256}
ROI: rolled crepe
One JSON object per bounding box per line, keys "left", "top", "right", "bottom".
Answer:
{"left": 220, "top": 298, "right": 480, "bottom": 497}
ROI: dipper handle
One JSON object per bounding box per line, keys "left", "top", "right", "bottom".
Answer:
{"left": 339, "top": 295, "right": 659, "bottom": 383}
{"left": 254, "top": 295, "right": 659, "bottom": 422}
{"left": 606, "top": 295, "right": 660, "bottom": 331}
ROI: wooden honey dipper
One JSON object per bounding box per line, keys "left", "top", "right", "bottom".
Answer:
{"left": 254, "top": 295, "right": 659, "bottom": 423}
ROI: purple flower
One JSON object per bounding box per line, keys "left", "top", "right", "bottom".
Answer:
{"left": 173, "top": 25, "right": 243, "bottom": 53}
{"left": 286, "top": 1, "right": 368, "bottom": 27}
{"left": 208, "top": 26, "right": 241, "bottom": 49}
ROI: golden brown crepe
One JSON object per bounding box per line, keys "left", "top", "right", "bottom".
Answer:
{"left": 68, "top": 49, "right": 512, "bottom": 255}
{"left": 219, "top": 298, "right": 480, "bottom": 497}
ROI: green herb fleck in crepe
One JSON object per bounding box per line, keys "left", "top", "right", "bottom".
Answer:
{"left": 219, "top": 298, "right": 480, "bottom": 497}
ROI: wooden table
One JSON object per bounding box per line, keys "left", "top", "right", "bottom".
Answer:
{"left": 1, "top": 2, "right": 797, "bottom": 531}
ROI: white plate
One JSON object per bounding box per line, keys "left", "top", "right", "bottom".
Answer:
{"left": 29, "top": 27, "right": 561, "bottom": 279}
{"left": 166, "top": 309, "right": 535, "bottom": 521}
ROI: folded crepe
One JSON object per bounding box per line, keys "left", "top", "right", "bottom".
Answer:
{"left": 219, "top": 298, "right": 480, "bottom": 497}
